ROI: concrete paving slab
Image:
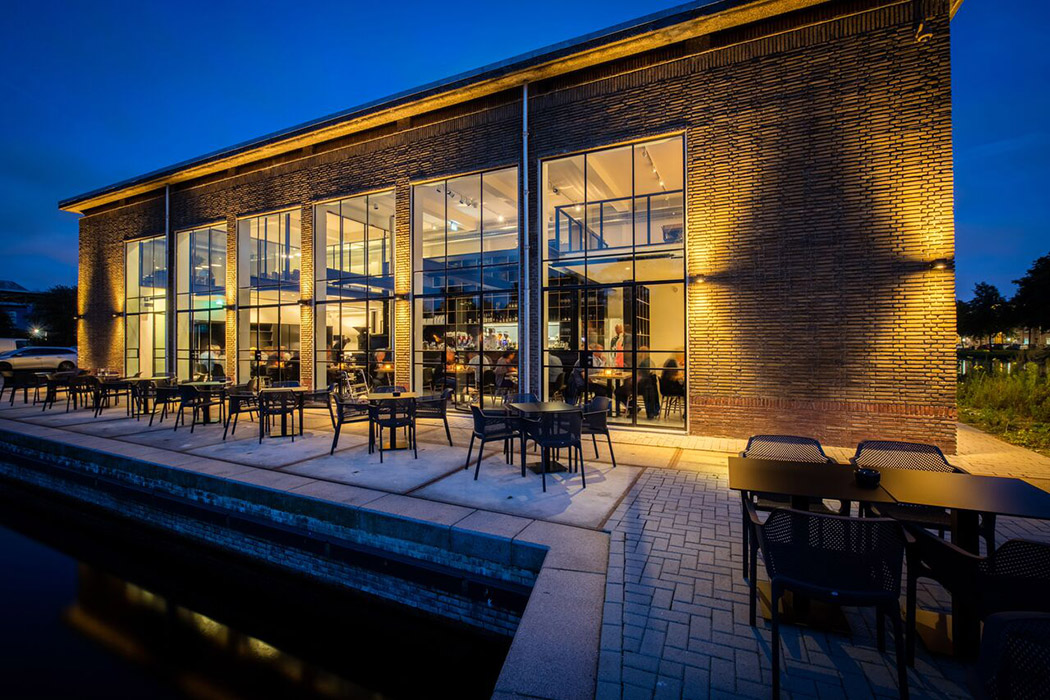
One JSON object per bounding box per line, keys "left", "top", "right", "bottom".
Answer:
{"left": 187, "top": 431, "right": 350, "bottom": 468}
{"left": 64, "top": 416, "right": 171, "bottom": 438}
{"left": 229, "top": 468, "right": 318, "bottom": 492}
{"left": 279, "top": 443, "right": 461, "bottom": 494}
{"left": 413, "top": 455, "right": 643, "bottom": 529}
{"left": 587, "top": 441, "right": 677, "bottom": 468}
{"left": 514, "top": 520, "right": 610, "bottom": 574}
{"left": 20, "top": 409, "right": 129, "bottom": 427}
{"left": 119, "top": 422, "right": 231, "bottom": 451}
{"left": 363, "top": 493, "right": 476, "bottom": 527}
{"left": 289, "top": 480, "right": 387, "bottom": 507}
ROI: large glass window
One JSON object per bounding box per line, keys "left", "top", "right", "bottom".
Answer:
{"left": 237, "top": 210, "right": 301, "bottom": 384}
{"left": 125, "top": 235, "right": 168, "bottom": 377}
{"left": 542, "top": 136, "right": 686, "bottom": 428}
{"left": 412, "top": 167, "right": 519, "bottom": 407}
{"left": 176, "top": 225, "right": 227, "bottom": 380}
{"left": 314, "top": 190, "right": 395, "bottom": 389}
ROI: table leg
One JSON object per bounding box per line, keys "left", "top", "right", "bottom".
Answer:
{"left": 951, "top": 509, "right": 981, "bottom": 659}
{"left": 390, "top": 423, "right": 398, "bottom": 450}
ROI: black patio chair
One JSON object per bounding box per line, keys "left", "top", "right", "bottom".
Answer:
{"left": 581, "top": 396, "right": 616, "bottom": 467}
{"left": 852, "top": 440, "right": 996, "bottom": 553}
{"left": 522, "top": 410, "right": 585, "bottom": 493}
{"left": 67, "top": 375, "right": 100, "bottom": 413}
{"left": 271, "top": 380, "right": 300, "bottom": 388}
{"left": 258, "top": 390, "right": 302, "bottom": 443}
{"left": 330, "top": 392, "right": 370, "bottom": 454}
{"left": 744, "top": 501, "right": 908, "bottom": 699}
{"left": 149, "top": 382, "right": 181, "bottom": 426}
{"left": 659, "top": 374, "right": 685, "bottom": 419}
{"left": 415, "top": 388, "right": 453, "bottom": 446}
{"left": 173, "top": 384, "right": 225, "bottom": 433}
{"left": 368, "top": 398, "right": 416, "bottom": 463}
{"left": 972, "top": 612, "right": 1050, "bottom": 700}
{"left": 301, "top": 383, "right": 336, "bottom": 428}
{"left": 95, "top": 378, "right": 134, "bottom": 418}
{"left": 5, "top": 371, "right": 44, "bottom": 406}
{"left": 904, "top": 529, "right": 1050, "bottom": 666}
{"left": 466, "top": 405, "right": 520, "bottom": 480}
{"left": 40, "top": 371, "right": 76, "bottom": 411}
{"left": 373, "top": 385, "right": 407, "bottom": 394}
{"left": 739, "top": 435, "right": 846, "bottom": 579}
{"left": 223, "top": 383, "right": 258, "bottom": 440}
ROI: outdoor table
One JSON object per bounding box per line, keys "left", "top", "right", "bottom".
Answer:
{"left": 507, "top": 401, "right": 581, "bottom": 474}
{"left": 876, "top": 469, "right": 1050, "bottom": 657}
{"left": 728, "top": 457, "right": 896, "bottom": 632}
{"left": 366, "top": 391, "right": 417, "bottom": 450}
{"left": 184, "top": 381, "right": 228, "bottom": 425}
{"left": 258, "top": 386, "right": 309, "bottom": 437}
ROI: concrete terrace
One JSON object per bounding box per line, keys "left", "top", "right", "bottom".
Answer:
{"left": 2, "top": 398, "right": 1050, "bottom": 699}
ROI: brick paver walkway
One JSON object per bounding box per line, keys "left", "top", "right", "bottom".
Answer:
{"left": 597, "top": 431, "right": 1050, "bottom": 699}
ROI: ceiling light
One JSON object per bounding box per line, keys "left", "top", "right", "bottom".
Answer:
{"left": 497, "top": 215, "right": 505, "bottom": 223}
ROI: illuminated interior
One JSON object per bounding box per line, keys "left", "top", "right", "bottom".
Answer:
{"left": 124, "top": 236, "right": 168, "bottom": 377}
{"left": 412, "top": 167, "right": 519, "bottom": 407}
{"left": 237, "top": 210, "right": 302, "bottom": 384}
{"left": 542, "top": 135, "right": 686, "bottom": 427}
{"left": 175, "top": 225, "right": 227, "bottom": 380}
{"left": 314, "top": 190, "right": 395, "bottom": 388}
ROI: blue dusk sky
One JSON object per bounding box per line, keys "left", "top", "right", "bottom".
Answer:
{"left": 0, "top": 1, "right": 1045, "bottom": 299}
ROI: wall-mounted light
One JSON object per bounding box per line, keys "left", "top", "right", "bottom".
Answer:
{"left": 930, "top": 258, "right": 951, "bottom": 271}
{"left": 394, "top": 292, "right": 410, "bottom": 302}
{"left": 112, "top": 311, "right": 124, "bottom": 319}
{"left": 298, "top": 298, "right": 312, "bottom": 307}
{"left": 688, "top": 273, "right": 706, "bottom": 284}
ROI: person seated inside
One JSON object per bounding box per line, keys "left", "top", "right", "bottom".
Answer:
{"left": 494, "top": 351, "right": 517, "bottom": 392}
{"left": 370, "top": 349, "right": 391, "bottom": 387}
{"left": 660, "top": 352, "right": 686, "bottom": 406}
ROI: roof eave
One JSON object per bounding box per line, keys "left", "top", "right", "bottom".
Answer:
{"left": 59, "top": 0, "right": 830, "bottom": 215}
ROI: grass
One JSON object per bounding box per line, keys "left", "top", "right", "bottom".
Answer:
{"left": 958, "top": 364, "right": 1050, "bottom": 456}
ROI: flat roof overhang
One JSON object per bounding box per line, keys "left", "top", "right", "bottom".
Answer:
{"left": 60, "top": 0, "right": 847, "bottom": 215}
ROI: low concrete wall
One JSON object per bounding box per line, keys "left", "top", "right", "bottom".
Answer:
{"left": 0, "top": 424, "right": 609, "bottom": 699}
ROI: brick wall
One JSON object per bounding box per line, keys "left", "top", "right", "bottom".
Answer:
{"left": 77, "top": 0, "right": 957, "bottom": 450}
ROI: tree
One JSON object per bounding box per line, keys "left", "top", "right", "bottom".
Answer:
{"left": 964, "top": 282, "right": 1009, "bottom": 346}
{"left": 27, "top": 285, "right": 77, "bottom": 348}
{"left": 0, "top": 310, "right": 18, "bottom": 337}
{"left": 1012, "top": 252, "right": 1050, "bottom": 335}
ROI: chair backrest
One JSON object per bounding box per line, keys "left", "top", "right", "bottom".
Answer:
{"left": 371, "top": 397, "right": 414, "bottom": 421}
{"left": 211, "top": 364, "right": 225, "bottom": 379}
{"left": 978, "top": 540, "right": 1050, "bottom": 617}
{"left": 271, "top": 380, "right": 300, "bottom": 388}
{"left": 527, "top": 411, "right": 582, "bottom": 445}
{"left": 851, "top": 440, "right": 954, "bottom": 472}
{"left": 904, "top": 523, "right": 982, "bottom": 594}
{"left": 741, "top": 434, "right": 832, "bottom": 463}
{"left": 760, "top": 508, "right": 905, "bottom": 597}
{"left": 178, "top": 385, "right": 200, "bottom": 402}
{"left": 374, "top": 385, "right": 406, "bottom": 394}
{"left": 975, "top": 612, "right": 1050, "bottom": 700}
{"left": 584, "top": 396, "right": 612, "bottom": 431}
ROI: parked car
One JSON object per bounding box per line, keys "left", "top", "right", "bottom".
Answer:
{"left": 0, "top": 346, "right": 78, "bottom": 373}
{"left": 0, "top": 338, "right": 29, "bottom": 354}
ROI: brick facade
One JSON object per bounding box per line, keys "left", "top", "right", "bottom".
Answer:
{"left": 73, "top": 0, "right": 958, "bottom": 450}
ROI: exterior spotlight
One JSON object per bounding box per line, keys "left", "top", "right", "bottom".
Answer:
{"left": 689, "top": 273, "right": 706, "bottom": 284}
{"left": 930, "top": 259, "right": 950, "bottom": 270}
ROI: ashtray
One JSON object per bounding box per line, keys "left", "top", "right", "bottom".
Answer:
{"left": 392, "top": 392, "right": 401, "bottom": 397}
{"left": 854, "top": 467, "right": 881, "bottom": 489}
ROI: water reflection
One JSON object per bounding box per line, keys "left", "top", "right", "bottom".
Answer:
{"left": 0, "top": 477, "right": 509, "bottom": 699}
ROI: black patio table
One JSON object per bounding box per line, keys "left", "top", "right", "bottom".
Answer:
{"left": 876, "top": 468, "right": 1050, "bottom": 657}
{"left": 184, "top": 381, "right": 229, "bottom": 425}
{"left": 729, "top": 457, "right": 1050, "bottom": 657}
{"left": 507, "top": 401, "right": 580, "bottom": 474}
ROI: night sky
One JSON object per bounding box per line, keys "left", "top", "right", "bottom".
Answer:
{"left": 0, "top": 1, "right": 1044, "bottom": 299}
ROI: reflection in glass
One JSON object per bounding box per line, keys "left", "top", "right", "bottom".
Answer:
{"left": 314, "top": 191, "right": 395, "bottom": 388}
{"left": 412, "top": 168, "right": 519, "bottom": 407}
{"left": 125, "top": 235, "right": 168, "bottom": 377}
{"left": 176, "top": 225, "right": 227, "bottom": 380}
{"left": 237, "top": 210, "right": 302, "bottom": 384}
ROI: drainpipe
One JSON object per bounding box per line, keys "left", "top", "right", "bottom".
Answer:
{"left": 165, "top": 185, "right": 175, "bottom": 376}
{"left": 520, "top": 83, "right": 531, "bottom": 394}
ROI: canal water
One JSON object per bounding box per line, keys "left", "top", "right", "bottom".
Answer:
{"left": 0, "top": 475, "right": 510, "bottom": 699}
